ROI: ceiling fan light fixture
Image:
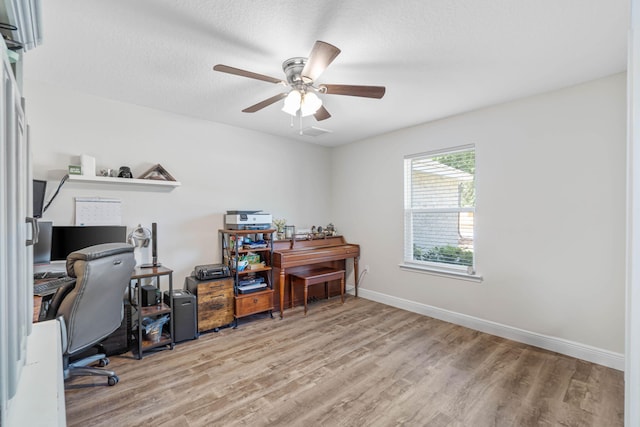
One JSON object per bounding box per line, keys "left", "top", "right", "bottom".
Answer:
{"left": 282, "top": 90, "right": 302, "bottom": 116}
{"left": 300, "top": 92, "right": 322, "bottom": 117}
{"left": 214, "top": 41, "right": 385, "bottom": 125}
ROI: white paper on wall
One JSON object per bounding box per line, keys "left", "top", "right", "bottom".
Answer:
{"left": 75, "top": 197, "right": 122, "bottom": 226}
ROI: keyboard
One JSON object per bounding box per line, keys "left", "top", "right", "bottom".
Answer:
{"left": 33, "top": 271, "right": 66, "bottom": 280}
{"left": 33, "top": 276, "right": 75, "bottom": 296}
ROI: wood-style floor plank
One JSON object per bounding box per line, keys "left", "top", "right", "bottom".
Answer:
{"left": 64, "top": 297, "right": 624, "bottom": 426}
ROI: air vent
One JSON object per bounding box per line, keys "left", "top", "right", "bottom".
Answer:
{"left": 299, "top": 126, "right": 332, "bottom": 137}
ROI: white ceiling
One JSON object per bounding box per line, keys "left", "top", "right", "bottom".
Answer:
{"left": 23, "top": 0, "right": 629, "bottom": 147}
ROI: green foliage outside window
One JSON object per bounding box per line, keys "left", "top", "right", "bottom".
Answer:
{"left": 413, "top": 244, "right": 473, "bottom": 267}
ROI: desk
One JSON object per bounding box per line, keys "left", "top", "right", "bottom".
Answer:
{"left": 33, "top": 267, "right": 175, "bottom": 361}
{"left": 32, "top": 279, "right": 57, "bottom": 322}
{"left": 33, "top": 295, "right": 42, "bottom": 323}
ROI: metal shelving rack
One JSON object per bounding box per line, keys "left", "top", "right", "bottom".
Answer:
{"left": 129, "top": 266, "right": 174, "bottom": 359}
{"left": 219, "top": 229, "right": 275, "bottom": 327}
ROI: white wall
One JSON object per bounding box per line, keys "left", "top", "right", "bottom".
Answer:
{"left": 331, "top": 73, "right": 627, "bottom": 357}
{"left": 24, "top": 80, "right": 332, "bottom": 283}
{"left": 24, "top": 74, "right": 627, "bottom": 365}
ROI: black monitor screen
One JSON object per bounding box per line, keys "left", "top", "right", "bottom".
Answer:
{"left": 33, "top": 221, "right": 53, "bottom": 265}
{"left": 33, "top": 180, "right": 46, "bottom": 218}
{"left": 51, "top": 226, "right": 128, "bottom": 261}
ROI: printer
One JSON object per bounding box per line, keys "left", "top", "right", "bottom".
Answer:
{"left": 225, "top": 210, "right": 272, "bottom": 230}
{"left": 193, "top": 263, "right": 230, "bottom": 281}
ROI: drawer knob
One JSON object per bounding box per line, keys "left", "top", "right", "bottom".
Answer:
{"left": 253, "top": 298, "right": 258, "bottom": 303}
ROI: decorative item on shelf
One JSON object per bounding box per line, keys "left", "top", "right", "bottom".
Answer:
{"left": 81, "top": 154, "right": 96, "bottom": 176}
{"left": 285, "top": 225, "right": 295, "bottom": 239}
{"left": 308, "top": 225, "right": 328, "bottom": 239}
{"left": 137, "top": 164, "right": 177, "bottom": 181}
{"left": 68, "top": 165, "right": 82, "bottom": 175}
{"left": 293, "top": 228, "right": 312, "bottom": 240}
{"left": 100, "top": 168, "right": 117, "bottom": 177}
{"left": 325, "top": 223, "right": 336, "bottom": 236}
{"left": 118, "top": 166, "right": 133, "bottom": 178}
{"left": 273, "top": 218, "right": 286, "bottom": 240}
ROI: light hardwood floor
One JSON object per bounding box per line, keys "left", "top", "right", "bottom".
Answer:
{"left": 64, "top": 297, "right": 624, "bottom": 426}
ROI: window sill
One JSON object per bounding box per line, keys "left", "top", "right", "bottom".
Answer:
{"left": 398, "top": 263, "right": 483, "bottom": 283}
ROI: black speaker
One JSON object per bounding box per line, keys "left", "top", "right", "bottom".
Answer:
{"left": 164, "top": 290, "right": 197, "bottom": 343}
{"left": 141, "top": 284, "right": 161, "bottom": 306}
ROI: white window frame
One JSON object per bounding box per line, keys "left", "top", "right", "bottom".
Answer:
{"left": 400, "top": 144, "right": 481, "bottom": 281}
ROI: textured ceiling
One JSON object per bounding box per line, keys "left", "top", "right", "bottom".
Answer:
{"left": 23, "top": 0, "right": 629, "bottom": 146}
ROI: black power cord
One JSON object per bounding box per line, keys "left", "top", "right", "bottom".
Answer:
{"left": 42, "top": 174, "right": 69, "bottom": 214}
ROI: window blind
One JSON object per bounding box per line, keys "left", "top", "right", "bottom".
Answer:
{"left": 404, "top": 146, "right": 475, "bottom": 269}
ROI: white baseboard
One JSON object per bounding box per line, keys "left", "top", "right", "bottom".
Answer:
{"left": 349, "top": 287, "right": 624, "bottom": 371}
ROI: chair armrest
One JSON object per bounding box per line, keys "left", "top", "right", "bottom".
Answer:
{"left": 44, "top": 280, "right": 77, "bottom": 321}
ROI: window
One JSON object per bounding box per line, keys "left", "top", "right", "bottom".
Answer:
{"left": 404, "top": 145, "right": 476, "bottom": 274}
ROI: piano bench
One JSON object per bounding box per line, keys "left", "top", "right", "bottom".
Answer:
{"left": 289, "top": 267, "right": 345, "bottom": 315}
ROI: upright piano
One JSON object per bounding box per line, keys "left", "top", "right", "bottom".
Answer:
{"left": 272, "top": 235, "right": 360, "bottom": 318}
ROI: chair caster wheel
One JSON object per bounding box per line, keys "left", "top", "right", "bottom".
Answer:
{"left": 98, "top": 357, "right": 109, "bottom": 367}
{"left": 108, "top": 375, "right": 119, "bottom": 386}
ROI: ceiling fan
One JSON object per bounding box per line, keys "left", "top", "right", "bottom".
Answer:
{"left": 213, "top": 40, "right": 385, "bottom": 121}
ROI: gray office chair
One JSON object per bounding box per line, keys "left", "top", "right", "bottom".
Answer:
{"left": 48, "top": 243, "right": 135, "bottom": 386}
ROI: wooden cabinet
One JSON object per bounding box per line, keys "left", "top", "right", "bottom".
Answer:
{"left": 235, "top": 290, "right": 274, "bottom": 317}
{"left": 185, "top": 276, "right": 234, "bottom": 333}
{"left": 219, "top": 229, "right": 275, "bottom": 326}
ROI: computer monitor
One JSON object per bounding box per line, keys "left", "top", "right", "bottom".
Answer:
{"left": 51, "top": 226, "right": 128, "bottom": 261}
{"left": 33, "top": 179, "right": 46, "bottom": 218}
{"left": 33, "top": 221, "right": 53, "bottom": 265}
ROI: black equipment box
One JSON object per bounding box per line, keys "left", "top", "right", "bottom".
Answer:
{"left": 141, "top": 284, "right": 161, "bottom": 307}
{"left": 163, "top": 290, "right": 197, "bottom": 342}
{"left": 194, "top": 263, "right": 230, "bottom": 281}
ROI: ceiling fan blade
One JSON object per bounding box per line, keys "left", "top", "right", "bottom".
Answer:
{"left": 322, "top": 84, "right": 386, "bottom": 99}
{"left": 213, "top": 64, "right": 285, "bottom": 85}
{"left": 314, "top": 105, "right": 331, "bottom": 121}
{"left": 301, "top": 41, "right": 341, "bottom": 83}
{"left": 242, "top": 93, "right": 287, "bottom": 113}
